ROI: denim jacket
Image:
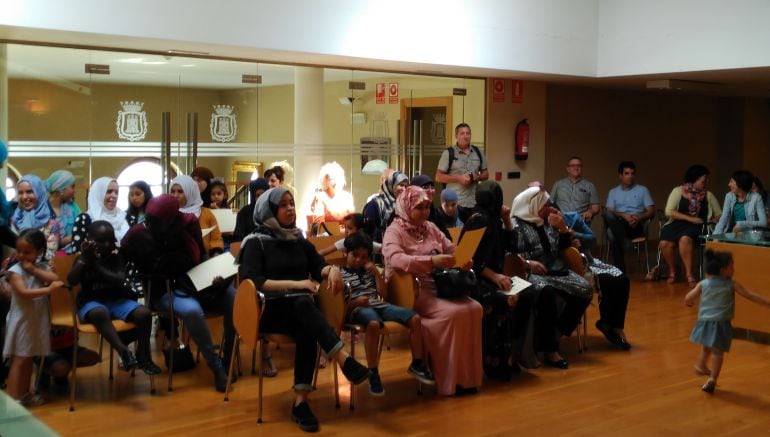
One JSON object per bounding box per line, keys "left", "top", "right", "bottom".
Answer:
{"left": 714, "top": 191, "right": 766, "bottom": 233}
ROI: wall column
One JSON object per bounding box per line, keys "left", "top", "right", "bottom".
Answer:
{"left": 293, "top": 66, "right": 324, "bottom": 231}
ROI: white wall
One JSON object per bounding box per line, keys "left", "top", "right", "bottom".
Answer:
{"left": 597, "top": 0, "right": 770, "bottom": 76}
{"left": 0, "top": 0, "right": 599, "bottom": 77}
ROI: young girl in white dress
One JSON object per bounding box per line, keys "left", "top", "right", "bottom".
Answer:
{"left": 3, "top": 228, "right": 63, "bottom": 405}
{"left": 685, "top": 249, "right": 770, "bottom": 393}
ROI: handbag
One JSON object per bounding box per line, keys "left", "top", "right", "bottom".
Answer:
{"left": 431, "top": 268, "right": 477, "bottom": 299}
{"left": 162, "top": 343, "right": 196, "bottom": 372}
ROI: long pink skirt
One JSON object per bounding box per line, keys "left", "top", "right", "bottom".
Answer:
{"left": 414, "top": 287, "right": 483, "bottom": 396}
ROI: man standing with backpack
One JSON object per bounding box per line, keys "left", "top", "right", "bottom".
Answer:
{"left": 435, "top": 123, "right": 489, "bottom": 219}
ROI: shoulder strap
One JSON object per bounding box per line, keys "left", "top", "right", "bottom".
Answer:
{"left": 445, "top": 147, "right": 455, "bottom": 172}
{"left": 471, "top": 145, "right": 482, "bottom": 164}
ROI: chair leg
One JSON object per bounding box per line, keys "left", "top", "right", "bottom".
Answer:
{"left": 33, "top": 355, "right": 45, "bottom": 394}
{"left": 109, "top": 347, "right": 114, "bottom": 380}
{"left": 251, "top": 348, "right": 257, "bottom": 375}
{"left": 166, "top": 279, "right": 174, "bottom": 392}
{"left": 257, "top": 340, "right": 264, "bottom": 424}
{"left": 224, "top": 335, "right": 240, "bottom": 402}
{"left": 333, "top": 360, "right": 340, "bottom": 409}
{"left": 69, "top": 332, "right": 79, "bottom": 412}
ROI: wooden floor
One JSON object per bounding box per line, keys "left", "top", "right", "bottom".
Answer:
{"left": 30, "top": 276, "right": 770, "bottom": 436}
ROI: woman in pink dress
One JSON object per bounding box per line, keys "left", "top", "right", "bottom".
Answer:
{"left": 383, "top": 185, "right": 483, "bottom": 396}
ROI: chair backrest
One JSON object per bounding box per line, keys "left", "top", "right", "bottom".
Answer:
{"left": 317, "top": 278, "right": 346, "bottom": 334}
{"left": 233, "top": 279, "right": 261, "bottom": 348}
{"left": 308, "top": 235, "right": 346, "bottom": 266}
{"left": 230, "top": 241, "right": 241, "bottom": 258}
{"left": 503, "top": 252, "right": 527, "bottom": 278}
{"left": 50, "top": 255, "right": 78, "bottom": 328}
{"left": 386, "top": 270, "right": 416, "bottom": 309}
{"left": 562, "top": 247, "right": 585, "bottom": 275}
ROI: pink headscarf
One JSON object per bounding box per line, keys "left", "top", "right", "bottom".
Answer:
{"left": 393, "top": 185, "right": 431, "bottom": 240}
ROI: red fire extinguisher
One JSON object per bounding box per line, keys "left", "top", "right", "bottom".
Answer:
{"left": 515, "top": 119, "right": 529, "bottom": 160}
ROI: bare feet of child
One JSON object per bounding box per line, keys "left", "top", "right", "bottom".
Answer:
{"left": 693, "top": 364, "right": 712, "bottom": 376}
{"left": 701, "top": 378, "right": 716, "bottom": 393}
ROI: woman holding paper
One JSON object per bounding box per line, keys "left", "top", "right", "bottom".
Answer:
{"left": 509, "top": 186, "right": 592, "bottom": 369}
{"left": 121, "top": 194, "right": 236, "bottom": 392}
{"left": 383, "top": 185, "right": 482, "bottom": 396}
{"left": 463, "top": 181, "right": 537, "bottom": 378}
{"left": 170, "top": 175, "right": 224, "bottom": 257}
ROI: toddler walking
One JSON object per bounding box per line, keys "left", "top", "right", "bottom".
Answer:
{"left": 3, "top": 229, "right": 63, "bottom": 405}
{"left": 685, "top": 249, "right": 770, "bottom": 393}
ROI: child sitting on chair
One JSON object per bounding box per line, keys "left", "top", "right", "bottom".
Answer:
{"left": 341, "top": 232, "right": 434, "bottom": 396}
{"left": 318, "top": 213, "right": 381, "bottom": 257}
{"left": 68, "top": 220, "right": 161, "bottom": 375}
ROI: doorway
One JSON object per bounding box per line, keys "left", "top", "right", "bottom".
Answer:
{"left": 400, "top": 96, "right": 453, "bottom": 178}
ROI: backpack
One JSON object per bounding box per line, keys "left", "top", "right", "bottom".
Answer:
{"left": 442, "top": 145, "right": 483, "bottom": 188}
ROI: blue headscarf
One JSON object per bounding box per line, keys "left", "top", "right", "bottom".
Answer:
{"left": 12, "top": 174, "right": 53, "bottom": 231}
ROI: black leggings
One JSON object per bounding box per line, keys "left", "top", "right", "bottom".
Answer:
{"left": 596, "top": 273, "right": 630, "bottom": 329}
{"left": 85, "top": 305, "right": 152, "bottom": 362}
{"left": 514, "top": 286, "right": 590, "bottom": 353}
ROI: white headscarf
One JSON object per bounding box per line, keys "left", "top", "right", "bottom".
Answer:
{"left": 171, "top": 175, "right": 204, "bottom": 218}
{"left": 510, "top": 186, "right": 550, "bottom": 226}
{"left": 87, "top": 177, "right": 130, "bottom": 242}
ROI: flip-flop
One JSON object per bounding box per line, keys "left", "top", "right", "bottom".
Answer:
{"left": 262, "top": 355, "right": 278, "bottom": 377}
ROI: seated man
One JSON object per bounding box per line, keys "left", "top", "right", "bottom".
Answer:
{"left": 604, "top": 161, "right": 655, "bottom": 273}
{"left": 550, "top": 156, "right": 600, "bottom": 223}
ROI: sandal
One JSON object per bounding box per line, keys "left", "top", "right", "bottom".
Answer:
{"left": 262, "top": 355, "right": 278, "bottom": 377}
{"left": 687, "top": 276, "right": 698, "bottom": 287}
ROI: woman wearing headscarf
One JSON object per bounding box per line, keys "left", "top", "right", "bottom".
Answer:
{"left": 12, "top": 174, "right": 61, "bottom": 260}
{"left": 363, "top": 169, "right": 408, "bottom": 243}
{"left": 46, "top": 169, "right": 80, "bottom": 251}
{"left": 382, "top": 185, "right": 483, "bottom": 396}
{"left": 71, "top": 177, "right": 131, "bottom": 253}
{"left": 190, "top": 166, "right": 215, "bottom": 207}
{"left": 125, "top": 180, "right": 153, "bottom": 227}
{"left": 121, "top": 194, "right": 236, "bottom": 392}
{"left": 238, "top": 187, "right": 369, "bottom": 432}
{"left": 462, "top": 181, "right": 525, "bottom": 379}
{"left": 509, "top": 186, "right": 592, "bottom": 368}
{"left": 170, "top": 175, "right": 223, "bottom": 257}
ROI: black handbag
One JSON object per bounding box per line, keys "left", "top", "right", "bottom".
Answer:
{"left": 431, "top": 268, "right": 477, "bottom": 299}
{"left": 162, "top": 343, "right": 196, "bottom": 372}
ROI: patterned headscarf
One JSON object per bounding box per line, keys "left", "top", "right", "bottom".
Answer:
{"left": 171, "top": 175, "right": 204, "bottom": 218}
{"left": 393, "top": 185, "right": 431, "bottom": 240}
{"left": 12, "top": 174, "right": 52, "bottom": 230}
{"left": 372, "top": 170, "right": 408, "bottom": 229}
{"left": 87, "top": 177, "right": 130, "bottom": 242}
{"left": 46, "top": 170, "right": 75, "bottom": 193}
{"left": 511, "top": 186, "right": 550, "bottom": 226}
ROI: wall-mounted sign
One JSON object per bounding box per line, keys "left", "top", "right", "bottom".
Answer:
{"left": 210, "top": 105, "right": 237, "bottom": 143}
{"left": 512, "top": 80, "right": 524, "bottom": 103}
{"left": 376, "top": 83, "right": 386, "bottom": 104}
{"left": 388, "top": 82, "right": 398, "bottom": 104}
{"left": 116, "top": 101, "right": 148, "bottom": 142}
{"left": 492, "top": 79, "right": 505, "bottom": 103}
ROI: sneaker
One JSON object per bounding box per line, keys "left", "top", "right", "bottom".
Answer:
{"left": 408, "top": 362, "right": 436, "bottom": 386}
{"left": 138, "top": 359, "right": 162, "bottom": 376}
{"left": 19, "top": 392, "right": 46, "bottom": 406}
{"left": 341, "top": 357, "right": 370, "bottom": 385}
{"left": 291, "top": 401, "right": 320, "bottom": 432}
{"left": 368, "top": 371, "right": 385, "bottom": 396}
{"left": 119, "top": 350, "right": 138, "bottom": 372}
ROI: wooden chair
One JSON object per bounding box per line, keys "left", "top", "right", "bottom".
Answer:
{"left": 50, "top": 255, "right": 155, "bottom": 412}
{"left": 224, "top": 279, "right": 262, "bottom": 415}
{"left": 308, "top": 235, "right": 346, "bottom": 267}
{"left": 562, "top": 247, "right": 589, "bottom": 352}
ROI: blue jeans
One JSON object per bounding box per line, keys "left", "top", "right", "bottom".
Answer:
{"left": 158, "top": 286, "right": 236, "bottom": 368}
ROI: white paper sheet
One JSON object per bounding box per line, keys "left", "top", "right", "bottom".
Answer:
{"left": 186, "top": 252, "right": 238, "bottom": 292}
{"left": 500, "top": 276, "right": 532, "bottom": 296}
{"left": 452, "top": 227, "right": 485, "bottom": 268}
{"left": 211, "top": 209, "right": 237, "bottom": 233}
{"left": 201, "top": 226, "right": 216, "bottom": 238}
